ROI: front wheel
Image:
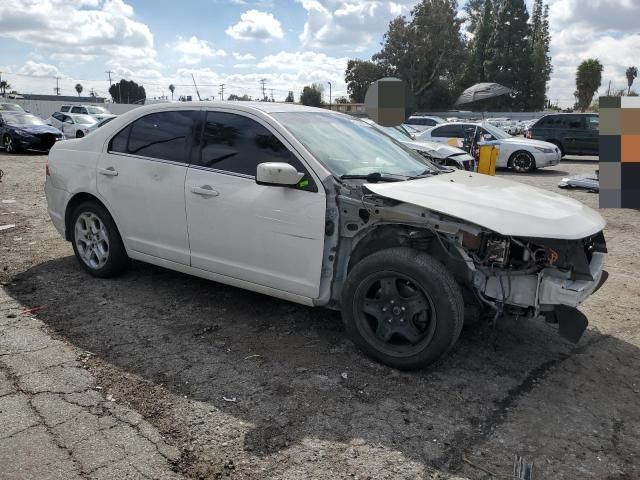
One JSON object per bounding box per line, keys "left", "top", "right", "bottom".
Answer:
{"left": 70, "top": 201, "right": 130, "bottom": 277}
{"left": 341, "top": 248, "right": 464, "bottom": 370}
{"left": 3, "top": 134, "right": 17, "bottom": 153}
{"left": 510, "top": 151, "right": 536, "bottom": 173}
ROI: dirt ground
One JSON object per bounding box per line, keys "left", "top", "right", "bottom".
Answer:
{"left": 1, "top": 153, "right": 639, "bottom": 480}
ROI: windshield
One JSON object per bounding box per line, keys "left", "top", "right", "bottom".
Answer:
{"left": 0, "top": 103, "right": 24, "bottom": 112}
{"left": 73, "top": 115, "right": 97, "bottom": 125}
{"left": 1, "top": 113, "right": 45, "bottom": 126}
{"left": 87, "top": 106, "right": 108, "bottom": 114}
{"left": 273, "top": 112, "right": 436, "bottom": 178}
{"left": 481, "top": 123, "right": 512, "bottom": 139}
{"left": 375, "top": 124, "right": 413, "bottom": 142}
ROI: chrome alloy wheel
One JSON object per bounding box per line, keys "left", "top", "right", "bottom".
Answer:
{"left": 74, "top": 212, "right": 110, "bottom": 269}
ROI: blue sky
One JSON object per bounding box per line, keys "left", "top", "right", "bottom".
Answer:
{"left": 1, "top": 0, "right": 639, "bottom": 106}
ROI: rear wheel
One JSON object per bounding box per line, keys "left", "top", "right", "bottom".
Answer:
{"left": 510, "top": 151, "right": 536, "bottom": 173}
{"left": 70, "top": 201, "right": 130, "bottom": 277}
{"left": 341, "top": 248, "right": 464, "bottom": 370}
{"left": 76, "top": 131, "right": 85, "bottom": 138}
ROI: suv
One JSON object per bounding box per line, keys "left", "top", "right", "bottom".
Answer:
{"left": 526, "top": 113, "right": 599, "bottom": 156}
{"left": 403, "top": 114, "right": 445, "bottom": 132}
{"left": 45, "top": 103, "right": 607, "bottom": 370}
{"left": 60, "top": 104, "right": 115, "bottom": 120}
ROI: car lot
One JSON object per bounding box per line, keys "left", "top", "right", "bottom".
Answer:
{"left": 1, "top": 153, "right": 639, "bottom": 479}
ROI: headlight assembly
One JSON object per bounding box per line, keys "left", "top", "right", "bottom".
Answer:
{"left": 534, "top": 147, "right": 554, "bottom": 153}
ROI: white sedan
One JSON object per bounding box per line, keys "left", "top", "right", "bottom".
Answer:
{"left": 416, "top": 122, "right": 562, "bottom": 173}
{"left": 45, "top": 102, "right": 607, "bottom": 370}
{"left": 47, "top": 112, "right": 98, "bottom": 138}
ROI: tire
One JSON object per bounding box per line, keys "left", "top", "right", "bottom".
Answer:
{"left": 76, "top": 131, "right": 85, "bottom": 138}
{"left": 509, "top": 150, "right": 536, "bottom": 173}
{"left": 341, "top": 247, "right": 464, "bottom": 370}
{"left": 548, "top": 140, "right": 565, "bottom": 157}
{"left": 3, "top": 134, "right": 17, "bottom": 153}
{"left": 70, "top": 201, "right": 130, "bottom": 278}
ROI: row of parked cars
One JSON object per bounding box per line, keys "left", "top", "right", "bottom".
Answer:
{"left": 0, "top": 102, "right": 117, "bottom": 153}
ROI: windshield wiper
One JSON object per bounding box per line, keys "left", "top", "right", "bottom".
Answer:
{"left": 407, "top": 169, "right": 439, "bottom": 180}
{"left": 340, "top": 172, "right": 405, "bottom": 183}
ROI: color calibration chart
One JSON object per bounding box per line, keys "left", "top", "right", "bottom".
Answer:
{"left": 600, "top": 96, "right": 640, "bottom": 208}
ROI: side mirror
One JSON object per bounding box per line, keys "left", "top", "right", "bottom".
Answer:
{"left": 256, "top": 162, "right": 304, "bottom": 187}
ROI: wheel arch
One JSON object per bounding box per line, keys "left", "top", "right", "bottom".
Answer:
{"left": 64, "top": 192, "right": 116, "bottom": 241}
{"left": 545, "top": 139, "right": 565, "bottom": 155}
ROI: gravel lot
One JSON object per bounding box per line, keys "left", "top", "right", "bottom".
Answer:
{"left": 1, "top": 153, "right": 639, "bottom": 479}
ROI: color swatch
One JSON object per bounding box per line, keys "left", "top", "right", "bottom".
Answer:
{"left": 599, "top": 96, "right": 640, "bottom": 208}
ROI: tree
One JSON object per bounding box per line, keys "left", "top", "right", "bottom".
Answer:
{"left": 483, "top": 0, "right": 533, "bottom": 110}
{"left": 528, "top": 0, "right": 552, "bottom": 110}
{"left": 344, "top": 59, "right": 387, "bottom": 103}
{"left": 626, "top": 67, "right": 638, "bottom": 95}
{"left": 300, "top": 83, "right": 323, "bottom": 107}
{"left": 466, "top": 0, "right": 493, "bottom": 84}
{"left": 0, "top": 80, "right": 10, "bottom": 96}
{"left": 75, "top": 83, "right": 83, "bottom": 96}
{"left": 335, "top": 96, "right": 349, "bottom": 104}
{"left": 168, "top": 84, "right": 175, "bottom": 100}
{"left": 373, "top": 0, "right": 467, "bottom": 110}
{"left": 575, "top": 59, "right": 603, "bottom": 112}
{"left": 285, "top": 91, "right": 294, "bottom": 103}
{"left": 463, "top": 0, "right": 490, "bottom": 35}
{"left": 108, "top": 79, "right": 146, "bottom": 104}
{"left": 228, "top": 93, "right": 251, "bottom": 101}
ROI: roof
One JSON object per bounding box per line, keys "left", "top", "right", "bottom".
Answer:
{"left": 127, "top": 101, "right": 332, "bottom": 115}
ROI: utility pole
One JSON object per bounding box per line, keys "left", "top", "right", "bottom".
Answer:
{"left": 219, "top": 83, "right": 225, "bottom": 101}
{"left": 327, "top": 81, "right": 332, "bottom": 109}
{"left": 191, "top": 74, "right": 201, "bottom": 101}
{"left": 105, "top": 70, "right": 113, "bottom": 87}
{"left": 260, "top": 78, "right": 267, "bottom": 100}
{"left": 54, "top": 77, "right": 61, "bottom": 96}
{"left": 270, "top": 89, "right": 274, "bottom": 102}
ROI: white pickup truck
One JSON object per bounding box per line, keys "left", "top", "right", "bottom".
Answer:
{"left": 45, "top": 102, "right": 608, "bottom": 369}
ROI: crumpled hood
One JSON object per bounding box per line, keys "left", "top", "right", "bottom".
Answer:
{"left": 11, "top": 124, "right": 62, "bottom": 135}
{"left": 403, "top": 140, "right": 472, "bottom": 160}
{"left": 364, "top": 170, "right": 605, "bottom": 239}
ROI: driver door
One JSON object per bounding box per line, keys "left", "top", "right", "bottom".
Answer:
{"left": 185, "top": 110, "right": 326, "bottom": 299}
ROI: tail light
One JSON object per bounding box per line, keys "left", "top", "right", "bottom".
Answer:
{"left": 525, "top": 129, "right": 533, "bottom": 139}
{"left": 46, "top": 162, "right": 50, "bottom": 177}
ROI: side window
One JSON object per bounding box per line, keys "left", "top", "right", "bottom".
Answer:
{"left": 60, "top": 106, "right": 70, "bottom": 112}
{"left": 71, "top": 106, "right": 82, "bottom": 114}
{"left": 536, "top": 116, "right": 553, "bottom": 127}
{"left": 197, "top": 111, "right": 317, "bottom": 192}
{"left": 587, "top": 116, "right": 599, "bottom": 131}
{"left": 430, "top": 126, "right": 450, "bottom": 138}
{"left": 566, "top": 115, "right": 584, "bottom": 129}
{"left": 63, "top": 115, "right": 73, "bottom": 124}
{"left": 109, "top": 110, "right": 198, "bottom": 163}
{"left": 52, "top": 112, "right": 62, "bottom": 121}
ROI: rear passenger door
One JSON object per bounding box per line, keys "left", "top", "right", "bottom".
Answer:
{"left": 184, "top": 110, "right": 326, "bottom": 299}
{"left": 97, "top": 109, "right": 199, "bottom": 265}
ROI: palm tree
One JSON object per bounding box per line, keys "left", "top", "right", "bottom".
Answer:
{"left": 168, "top": 84, "right": 175, "bottom": 100}
{"left": 75, "top": 83, "right": 83, "bottom": 97}
{"left": 0, "top": 80, "right": 10, "bottom": 96}
{"left": 626, "top": 67, "right": 638, "bottom": 95}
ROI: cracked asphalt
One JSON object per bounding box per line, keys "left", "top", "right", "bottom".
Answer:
{"left": 1, "top": 153, "right": 640, "bottom": 479}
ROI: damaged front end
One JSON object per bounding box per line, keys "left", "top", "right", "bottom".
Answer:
{"left": 326, "top": 179, "right": 608, "bottom": 345}
{"left": 469, "top": 231, "right": 608, "bottom": 342}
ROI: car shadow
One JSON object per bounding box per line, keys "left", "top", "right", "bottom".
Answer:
{"left": 6, "top": 257, "right": 639, "bottom": 476}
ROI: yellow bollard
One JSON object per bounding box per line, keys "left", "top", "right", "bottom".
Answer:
{"left": 478, "top": 144, "right": 498, "bottom": 176}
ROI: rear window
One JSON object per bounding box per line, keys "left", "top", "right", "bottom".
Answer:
{"left": 60, "top": 106, "right": 70, "bottom": 112}
{"left": 407, "top": 117, "right": 437, "bottom": 126}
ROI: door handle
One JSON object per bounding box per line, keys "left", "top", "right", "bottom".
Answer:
{"left": 190, "top": 185, "right": 219, "bottom": 197}
{"left": 98, "top": 167, "right": 118, "bottom": 177}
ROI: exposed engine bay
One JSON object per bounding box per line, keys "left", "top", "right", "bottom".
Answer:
{"left": 323, "top": 179, "right": 608, "bottom": 344}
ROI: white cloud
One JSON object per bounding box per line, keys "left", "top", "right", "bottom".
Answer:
{"left": 232, "top": 52, "right": 256, "bottom": 61}
{"left": 18, "top": 60, "right": 64, "bottom": 78}
{"left": 297, "top": 0, "right": 416, "bottom": 50}
{"left": 0, "top": 0, "right": 158, "bottom": 70}
{"left": 173, "top": 36, "right": 226, "bottom": 65}
{"left": 225, "top": 9, "right": 284, "bottom": 41}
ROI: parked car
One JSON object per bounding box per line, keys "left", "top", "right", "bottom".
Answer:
{"left": 46, "top": 112, "right": 97, "bottom": 138}
{"left": 0, "top": 112, "right": 64, "bottom": 153}
{"left": 45, "top": 102, "right": 608, "bottom": 370}
{"left": 526, "top": 113, "right": 599, "bottom": 156}
{"left": 362, "top": 119, "right": 476, "bottom": 171}
{"left": 417, "top": 122, "right": 562, "bottom": 173}
{"left": 402, "top": 114, "right": 445, "bottom": 132}
{"left": 59, "top": 104, "right": 116, "bottom": 121}
{"left": 0, "top": 102, "right": 25, "bottom": 112}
